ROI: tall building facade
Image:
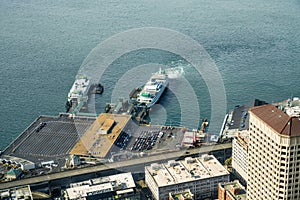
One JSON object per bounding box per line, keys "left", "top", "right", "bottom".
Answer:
{"left": 247, "top": 104, "right": 300, "bottom": 200}
{"left": 232, "top": 131, "right": 248, "bottom": 185}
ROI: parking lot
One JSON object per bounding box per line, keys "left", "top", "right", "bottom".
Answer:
{"left": 121, "top": 125, "right": 185, "bottom": 154}
{"left": 130, "top": 130, "right": 159, "bottom": 152}
{"left": 115, "top": 132, "right": 131, "bottom": 151}
{"left": 2, "top": 116, "right": 94, "bottom": 163}
{"left": 110, "top": 125, "right": 187, "bottom": 163}
{"left": 153, "top": 126, "right": 185, "bottom": 152}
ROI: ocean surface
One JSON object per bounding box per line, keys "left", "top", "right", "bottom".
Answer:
{"left": 0, "top": 0, "right": 300, "bottom": 150}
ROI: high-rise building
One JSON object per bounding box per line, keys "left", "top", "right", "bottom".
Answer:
{"left": 247, "top": 104, "right": 300, "bottom": 200}
{"left": 232, "top": 131, "right": 248, "bottom": 185}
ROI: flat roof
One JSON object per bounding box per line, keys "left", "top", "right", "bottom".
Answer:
{"left": 100, "top": 119, "right": 115, "bottom": 132}
{"left": 182, "top": 131, "right": 195, "bottom": 144}
{"left": 0, "top": 185, "right": 32, "bottom": 199}
{"left": 182, "top": 137, "right": 194, "bottom": 144}
{"left": 69, "top": 113, "right": 131, "bottom": 158}
{"left": 67, "top": 183, "right": 113, "bottom": 199}
{"left": 146, "top": 155, "right": 229, "bottom": 187}
{"left": 221, "top": 180, "right": 246, "bottom": 200}
{"left": 184, "top": 131, "right": 195, "bottom": 137}
{"left": 170, "top": 189, "right": 193, "bottom": 200}
{"left": 2, "top": 116, "right": 94, "bottom": 162}
{"left": 1, "top": 155, "right": 34, "bottom": 165}
{"left": 66, "top": 172, "right": 135, "bottom": 199}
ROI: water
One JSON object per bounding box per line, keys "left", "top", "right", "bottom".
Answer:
{"left": 0, "top": 0, "right": 300, "bottom": 149}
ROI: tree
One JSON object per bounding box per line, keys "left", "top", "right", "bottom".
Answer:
{"left": 225, "top": 156, "right": 232, "bottom": 166}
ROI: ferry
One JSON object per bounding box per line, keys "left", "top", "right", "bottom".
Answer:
{"left": 65, "top": 75, "right": 91, "bottom": 113}
{"left": 137, "top": 69, "right": 169, "bottom": 108}
{"left": 65, "top": 75, "right": 104, "bottom": 113}
{"left": 67, "top": 75, "right": 90, "bottom": 102}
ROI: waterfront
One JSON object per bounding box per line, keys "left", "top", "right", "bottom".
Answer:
{"left": 0, "top": 142, "right": 232, "bottom": 190}
{"left": 1, "top": 0, "right": 300, "bottom": 149}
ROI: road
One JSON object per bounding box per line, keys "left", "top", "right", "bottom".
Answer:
{"left": 0, "top": 143, "right": 231, "bottom": 190}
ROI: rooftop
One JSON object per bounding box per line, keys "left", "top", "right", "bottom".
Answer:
{"left": 182, "top": 131, "right": 196, "bottom": 146}
{"left": 220, "top": 180, "right": 246, "bottom": 200}
{"left": 7, "top": 168, "right": 23, "bottom": 177}
{"left": 0, "top": 185, "right": 33, "bottom": 199}
{"left": 2, "top": 115, "right": 94, "bottom": 163}
{"left": 66, "top": 172, "right": 135, "bottom": 199}
{"left": 100, "top": 119, "right": 115, "bottom": 132}
{"left": 250, "top": 104, "right": 300, "bottom": 136}
{"left": 169, "top": 189, "right": 194, "bottom": 200}
{"left": 146, "top": 155, "right": 229, "bottom": 187}
{"left": 69, "top": 113, "right": 131, "bottom": 158}
{"left": 0, "top": 155, "right": 34, "bottom": 166}
{"left": 276, "top": 97, "right": 300, "bottom": 117}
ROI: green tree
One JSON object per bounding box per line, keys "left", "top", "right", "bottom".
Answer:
{"left": 225, "top": 156, "right": 232, "bottom": 166}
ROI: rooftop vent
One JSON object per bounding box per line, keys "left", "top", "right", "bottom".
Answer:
{"left": 202, "top": 154, "right": 212, "bottom": 161}
{"left": 151, "top": 163, "right": 161, "bottom": 171}
{"left": 185, "top": 157, "right": 195, "bottom": 164}
{"left": 168, "top": 160, "right": 178, "bottom": 167}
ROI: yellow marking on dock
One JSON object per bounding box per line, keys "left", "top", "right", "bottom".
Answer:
{"left": 69, "top": 113, "right": 131, "bottom": 158}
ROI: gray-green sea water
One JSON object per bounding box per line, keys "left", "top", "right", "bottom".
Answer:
{"left": 1, "top": 0, "right": 300, "bottom": 149}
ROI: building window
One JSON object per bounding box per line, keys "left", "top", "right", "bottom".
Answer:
{"left": 291, "top": 146, "right": 295, "bottom": 150}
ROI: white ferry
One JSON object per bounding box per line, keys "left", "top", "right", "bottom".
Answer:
{"left": 67, "top": 75, "right": 90, "bottom": 102}
{"left": 137, "top": 69, "right": 169, "bottom": 108}
{"left": 65, "top": 75, "right": 91, "bottom": 113}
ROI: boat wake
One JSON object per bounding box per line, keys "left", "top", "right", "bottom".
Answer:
{"left": 164, "top": 67, "right": 184, "bottom": 79}
{"left": 165, "top": 60, "right": 192, "bottom": 79}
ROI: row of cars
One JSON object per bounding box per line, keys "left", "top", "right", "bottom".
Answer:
{"left": 115, "top": 132, "right": 131, "bottom": 150}
{"left": 130, "top": 131, "right": 161, "bottom": 152}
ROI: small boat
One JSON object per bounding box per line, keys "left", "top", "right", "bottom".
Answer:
{"left": 105, "top": 104, "right": 111, "bottom": 113}
{"left": 95, "top": 83, "right": 104, "bottom": 94}
{"left": 65, "top": 100, "right": 72, "bottom": 112}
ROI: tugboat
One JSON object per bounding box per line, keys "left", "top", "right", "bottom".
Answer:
{"left": 95, "top": 83, "right": 104, "bottom": 94}
{"left": 105, "top": 104, "right": 111, "bottom": 113}
{"left": 65, "top": 100, "right": 72, "bottom": 112}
